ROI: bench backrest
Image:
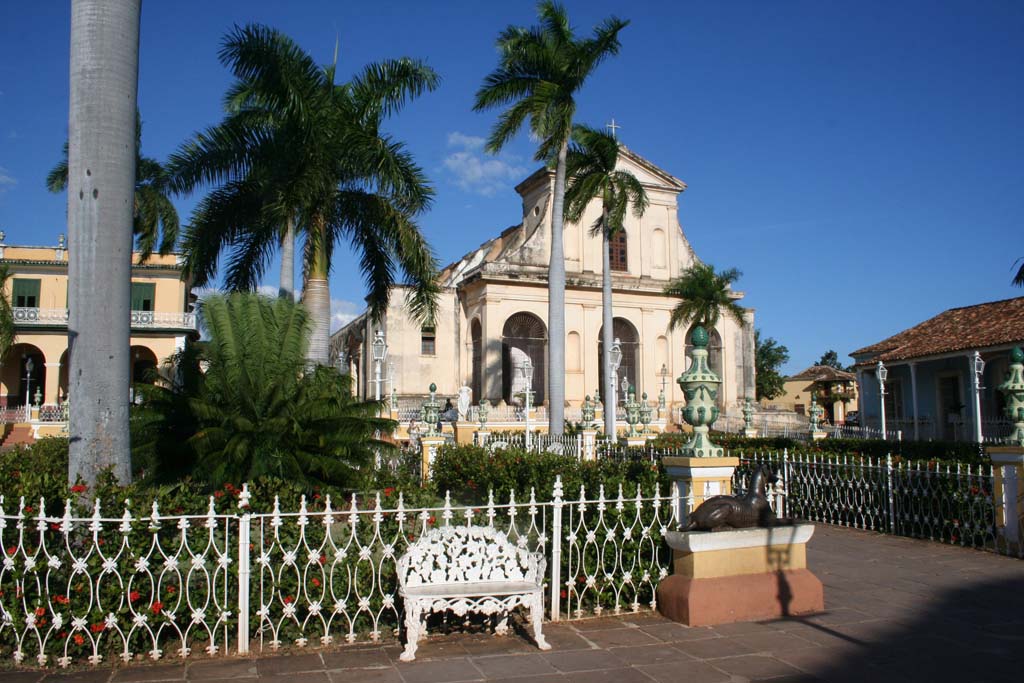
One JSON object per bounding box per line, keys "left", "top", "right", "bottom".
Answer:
{"left": 398, "top": 525, "right": 542, "bottom": 588}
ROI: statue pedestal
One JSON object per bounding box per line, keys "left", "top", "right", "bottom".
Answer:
{"left": 810, "top": 430, "right": 827, "bottom": 441}
{"left": 420, "top": 435, "right": 445, "bottom": 484}
{"left": 657, "top": 525, "right": 824, "bottom": 626}
{"left": 454, "top": 421, "right": 476, "bottom": 445}
{"left": 475, "top": 430, "right": 491, "bottom": 447}
{"left": 989, "top": 446, "right": 1024, "bottom": 546}
{"left": 742, "top": 428, "right": 759, "bottom": 438}
{"left": 664, "top": 456, "right": 740, "bottom": 527}
{"left": 620, "top": 434, "right": 647, "bottom": 448}
{"left": 581, "top": 429, "right": 598, "bottom": 461}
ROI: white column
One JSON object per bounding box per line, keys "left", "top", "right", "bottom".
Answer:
{"left": 971, "top": 351, "right": 983, "bottom": 444}
{"left": 910, "top": 362, "right": 919, "bottom": 441}
{"left": 855, "top": 370, "right": 866, "bottom": 423}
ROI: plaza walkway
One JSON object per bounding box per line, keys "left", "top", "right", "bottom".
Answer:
{"left": 2, "top": 525, "right": 1023, "bottom": 683}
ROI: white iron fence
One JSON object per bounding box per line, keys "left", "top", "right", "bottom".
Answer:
{"left": 0, "top": 479, "right": 677, "bottom": 667}
{"left": 733, "top": 450, "right": 1023, "bottom": 558}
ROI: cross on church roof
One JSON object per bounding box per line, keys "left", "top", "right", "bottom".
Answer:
{"left": 606, "top": 118, "right": 621, "bottom": 140}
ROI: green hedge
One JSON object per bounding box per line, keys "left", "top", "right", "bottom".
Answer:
{"left": 650, "top": 432, "right": 986, "bottom": 464}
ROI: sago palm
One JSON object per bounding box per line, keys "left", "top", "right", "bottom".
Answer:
{"left": 564, "top": 125, "right": 648, "bottom": 436}
{"left": 664, "top": 262, "right": 747, "bottom": 332}
{"left": 474, "top": 1, "right": 629, "bottom": 435}
{"left": 169, "top": 24, "right": 440, "bottom": 363}
{"left": 48, "top": 113, "right": 179, "bottom": 262}
{"left": 133, "top": 293, "right": 393, "bottom": 488}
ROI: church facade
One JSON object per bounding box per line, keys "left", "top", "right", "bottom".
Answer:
{"left": 332, "top": 147, "right": 755, "bottom": 418}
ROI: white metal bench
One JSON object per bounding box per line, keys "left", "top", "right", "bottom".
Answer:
{"left": 397, "top": 525, "right": 550, "bottom": 661}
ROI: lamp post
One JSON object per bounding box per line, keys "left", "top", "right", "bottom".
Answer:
{"left": 972, "top": 351, "right": 985, "bottom": 444}
{"left": 876, "top": 361, "right": 888, "bottom": 440}
{"left": 608, "top": 338, "right": 622, "bottom": 438}
{"left": 24, "top": 357, "right": 34, "bottom": 421}
{"left": 371, "top": 331, "right": 388, "bottom": 402}
{"left": 658, "top": 363, "right": 669, "bottom": 417}
{"left": 519, "top": 357, "right": 534, "bottom": 450}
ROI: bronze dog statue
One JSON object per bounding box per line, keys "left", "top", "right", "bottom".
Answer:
{"left": 683, "top": 466, "right": 778, "bottom": 531}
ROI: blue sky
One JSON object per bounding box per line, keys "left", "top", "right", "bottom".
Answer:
{"left": 1, "top": 1, "right": 1022, "bottom": 374}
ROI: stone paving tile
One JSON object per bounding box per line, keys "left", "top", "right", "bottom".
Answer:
{"left": 254, "top": 654, "right": 323, "bottom": 677}
{"left": 485, "top": 676, "right": 563, "bottom": 683}
{"left": 0, "top": 674, "right": 45, "bottom": 683}
{"left": 39, "top": 672, "right": 112, "bottom": 683}
{"left": 320, "top": 648, "right": 392, "bottom": 671}
{"left": 674, "top": 636, "right": 758, "bottom": 660}
{"left": 709, "top": 654, "right": 805, "bottom": 680}
{"left": 562, "top": 668, "right": 653, "bottom": 683}
{"left": 186, "top": 660, "right": 257, "bottom": 680}
{"left": 578, "top": 628, "right": 658, "bottom": 649}
{"left": 635, "top": 621, "right": 717, "bottom": 643}
{"left": 635, "top": 660, "right": 731, "bottom": 683}
{"left": 459, "top": 635, "right": 537, "bottom": 657}
{"left": 110, "top": 665, "right": 186, "bottom": 682}
{"left": 394, "top": 658, "right": 483, "bottom": 683}
{"left": 541, "top": 649, "right": 625, "bottom": 674}
{"left": 469, "top": 653, "right": 559, "bottom": 679}
{"left": 605, "top": 643, "right": 692, "bottom": 666}
{"left": 328, "top": 669, "right": 402, "bottom": 683}
{"left": 534, "top": 628, "right": 590, "bottom": 652}
{"left": 253, "top": 674, "right": 329, "bottom": 683}
{"left": 731, "top": 630, "right": 820, "bottom": 653}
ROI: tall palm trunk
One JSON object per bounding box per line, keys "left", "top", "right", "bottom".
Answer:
{"left": 547, "top": 140, "right": 568, "bottom": 436}
{"left": 279, "top": 214, "right": 295, "bottom": 299}
{"left": 304, "top": 215, "right": 331, "bottom": 365}
{"left": 67, "top": 0, "right": 140, "bottom": 486}
{"left": 601, "top": 214, "right": 615, "bottom": 438}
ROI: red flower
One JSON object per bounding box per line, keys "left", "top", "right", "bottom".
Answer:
{"left": 70, "top": 484, "right": 88, "bottom": 494}
{"left": 58, "top": 631, "right": 67, "bottom": 639}
{"left": 73, "top": 634, "right": 85, "bottom": 646}
{"left": 129, "top": 591, "right": 141, "bottom": 603}
{"left": 313, "top": 493, "right": 321, "bottom": 500}
{"left": 283, "top": 595, "right": 294, "bottom": 605}
{"left": 428, "top": 516, "right": 436, "bottom": 526}
{"left": 37, "top": 617, "right": 47, "bottom": 627}
{"left": 150, "top": 601, "right": 163, "bottom": 615}
{"left": 311, "top": 577, "right": 321, "bottom": 588}
{"left": 166, "top": 585, "right": 176, "bottom": 595}
{"left": 384, "top": 487, "right": 395, "bottom": 497}
{"left": 318, "top": 554, "right": 327, "bottom": 565}
{"left": 49, "top": 523, "right": 61, "bottom": 532}
{"left": 34, "top": 606, "right": 46, "bottom": 617}
{"left": 24, "top": 505, "right": 33, "bottom": 514}
{"left": 5, "top": 547, "right": 14, "bottom": 556}
{"left": 54, "top": 594, "right": 70, "bottom": 605}
{"left": 214, "top": 490, "right": 224, "bottom": 499}
{"left": 560, "top": 590, "right": 567, "bottom": 599}
{"left": 90, "top": 622, "right": 105, "bottom": 634}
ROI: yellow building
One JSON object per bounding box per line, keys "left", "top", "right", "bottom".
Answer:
{"left": 0, "top": 233, "right": 196, "bottom": 418}
{"left": 765, "top": 365, "right": 859, "bottom": 424}
{"left": 332, "top": 147, "right": 756, "bottom": 420}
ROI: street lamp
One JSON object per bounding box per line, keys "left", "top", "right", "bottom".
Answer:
{"left": 371, "top": 331, "right": 388, "bottom": 401}
{"left": 23, "top": 357, "right": 34, "bottom": 421}
{"left": 876, "top": 361, "right": 888, "bottom": 440}
{"left": 519, "top": 356, "right": 534, "bottom": 450}
{"left": 609, "top": 338, "right": 623, "bottom": 437}
{"left": 972, "top": 351, "right": 985, "bottom": 444}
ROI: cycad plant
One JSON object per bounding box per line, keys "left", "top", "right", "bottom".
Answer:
{"left": 564, "top": 125, "right": 648, "bottom": 436}
{"left": 48, "top": 113, "right": 179, "bottom": 262}
{"left": 664, "top": 262, "right": 748, "bottom": 332}
{"left": 133, "top": 292, "right": 393, "bottom": 488}
{"left": 170, "top": 24, "right": 440, "bottom": 364}
{"left": 0, "top": 264, "right": 15, "bottom": 361}
{"left": 474, "top": 1, "right": 629, "bottom": 435}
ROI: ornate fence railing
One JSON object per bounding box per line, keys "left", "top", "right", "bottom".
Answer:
{"left": 11, "top": 308, "right": 196, "bottom": 331}
{"left": 733, "top": 450, "right": 1022, "bottom": 558}
{"left": 0, "top": 478, "right": 677, "bottom": 667}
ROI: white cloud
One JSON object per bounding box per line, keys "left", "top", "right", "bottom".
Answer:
{"left": 256, "top": 284, "right": 279, "bottom": 298}
{"left": 0, "top": 166, "right": 16, "bottom": 194}
{"left": 442, "top": 131, "right": 527, "bottom": 196}
{"left": 331, "top": 298, "right": 360, "bottom": 333}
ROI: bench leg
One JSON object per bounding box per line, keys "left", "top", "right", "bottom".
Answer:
{"left": 529, "top": 593, "right": 550, "bottom": 650}
{"left": 400, "top": 602, "right": 425, "bottom": 662}
{"left": 495, "top": 614, "right": 509, "bottom": 635}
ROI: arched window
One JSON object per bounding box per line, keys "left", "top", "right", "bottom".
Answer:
{"left": 609, "top": 230, "right": 628, "bottom": 272}
{"left": 471, "top": 319, "right": 483, "bottom": 403}
{"left": 598, "top": 318, "right": 640, "bottom": 403}
{"left": 501, "top": 313, "right": 546, "bottom": 405}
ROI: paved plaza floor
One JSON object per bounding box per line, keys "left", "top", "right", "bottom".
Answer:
{"left": 2, "top": 525, "right": 1023, "bottom": 683}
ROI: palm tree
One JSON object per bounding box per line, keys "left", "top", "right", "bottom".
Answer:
{"left": 133, "top": 293, "right": 392, "bottom": 487}
{"left": 66, "top": 0, "right": 141, "bottom": 485}
{"left": 664, "top": 262, "right": 748, "bottom": 333}
{"left": 169, "top": 24, "right": 440, "bottom": 364}
{"left": 47, "top": 113, "right": 179, "bottom": 263}
{"left": 563, "top": 125, "right": 648, "bottom": 437}
{"left": 0, "top": 265, "right": 15, "bottom": 362}
{"left": 1013, "top": 258, "right": 1024, "bottom": 288}
{"left": 474, "top": 1, "right": 629, "bottom": 436}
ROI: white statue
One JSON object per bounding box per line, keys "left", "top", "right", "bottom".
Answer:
{"left": 457, "top": 384, "right": 472, "bottom": 420}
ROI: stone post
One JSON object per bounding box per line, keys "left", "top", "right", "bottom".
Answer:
{"left": 475, "top": 398, "right": 491, "bottom": 448}
{"left": 742, "top": 395, "right": 758, "bottom": 438}
{"left": 665, "top": 324, "right": 738, "bottom": 525}
{"left": 622, "top": 386, "right": 646, "bottom": 447}
{"left": 639, "top": 392, "right": 655, "bottom": 442}
{"left": 992, "top": 347, "right": 1024, "bottom": 545}
{"left": 593, "top": 389, "right": 604, "bottom": 430}
{"left": 419, "top": 384, "right": 443, "bottom": 483}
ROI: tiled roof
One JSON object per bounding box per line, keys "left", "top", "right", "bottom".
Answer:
{"left": 850, "top": 296, "right": 1024, "bottom": 364}
{"left": 788, "top": 365, "right": 856, "bottom": 382}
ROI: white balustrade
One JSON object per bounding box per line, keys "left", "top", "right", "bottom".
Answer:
{"left": 11, "top": 307, "right": 196, "bottom": 330}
